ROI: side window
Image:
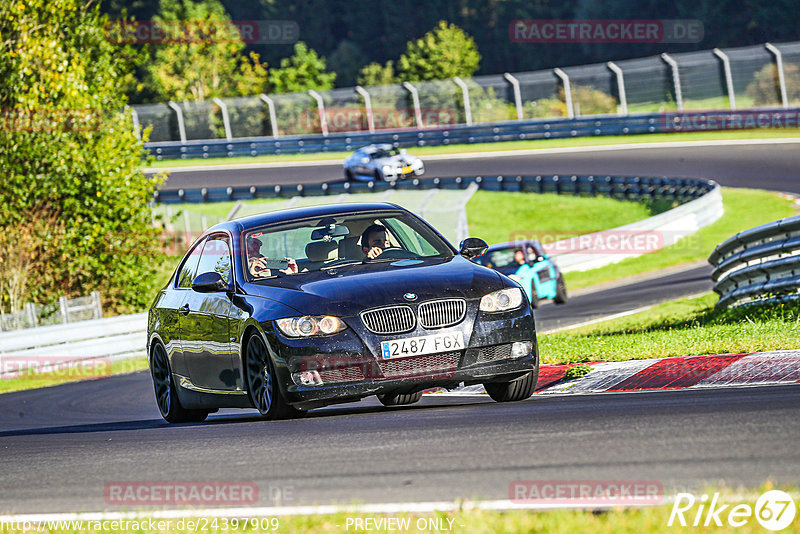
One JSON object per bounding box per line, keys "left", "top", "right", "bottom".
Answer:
{"left": 195, "top": 235, "right": 232, "bottom": 283}
{"left": 176, "top": 239, "right": 205, "bottom": 288}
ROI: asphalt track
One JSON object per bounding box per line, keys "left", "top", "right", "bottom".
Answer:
{"left": 1, "top": 377, "right": 798, "bottom": 514}
{"left": 156, "top": 141, "right": 800, "bottom": 193}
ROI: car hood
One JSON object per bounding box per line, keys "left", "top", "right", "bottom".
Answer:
{"left": 244, "top": 255, "right": 502, "bottom": 317}
{"left": 373, "top": 155, "right": 417, "bottom": 167}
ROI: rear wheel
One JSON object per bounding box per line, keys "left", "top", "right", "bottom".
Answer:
{"left": 485, "top": 366, "right": 538, "bottom": 403}
{"left": 150, "top": 342, "right": 209, "bottom": 423}
{"left": 244, "top": 333, "right": 304, "bottom": 420}
{"left": 377, "top": 391, "right": 424, "bottom": 406}
{"left": 554, "top": 274, "right": 568, "bottom": 304}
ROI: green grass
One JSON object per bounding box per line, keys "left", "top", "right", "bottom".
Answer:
{"left": 2, "top": 485, "right": 794, "bottom": 533}
{"left": 466, "top": 191, "right": 655, "bottom": 245}
{"left": 0, "top": 357, "right": 148, "bottom": 395}
{"left": 564, "top": 187, "right": 798, "bottom": 290}
{"left": 145, "top": 128, "right": 800, "bottom": 168}
{"left": 540, "top": 293, "right": 800, "bottom": 365}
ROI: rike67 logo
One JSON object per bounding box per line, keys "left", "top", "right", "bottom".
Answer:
{"left": 668, "top": 490, "right": 796, "bottom": 530}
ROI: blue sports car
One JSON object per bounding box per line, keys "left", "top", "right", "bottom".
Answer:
{"left": 474, "top": 240, "right": 567, "bottom": 308}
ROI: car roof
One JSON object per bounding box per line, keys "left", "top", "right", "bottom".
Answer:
{"left": 206, "top": 202, "right": 409, "bottom": 233}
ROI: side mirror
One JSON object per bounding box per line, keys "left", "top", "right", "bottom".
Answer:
{"left": 459, "top": 237, "right": 488, "bottom": 260}
{"left": 192, "top": 271, "right": 229, "bottom": 293}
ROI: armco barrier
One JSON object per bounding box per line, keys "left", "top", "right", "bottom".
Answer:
{"left": 145, "top": 107, "right": 800, "bottom": 160}
{"left": 709, "top": 215, "right": 800, "bottom": 308}
{"left": 154, "top": 173, "right": 714, "bottom": 204}
{"left": 156, "top": 173, "right": 721, "bottom": 273}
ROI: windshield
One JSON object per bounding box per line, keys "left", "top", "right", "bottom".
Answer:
{"left": 243, "top": 211, "right": 452, "bottom": 281}
{"left": 371, "top": 147, "right": 400, "bottom": 159}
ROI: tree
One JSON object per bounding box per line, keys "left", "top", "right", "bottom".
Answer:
{"left": 268, "top": 42, "right": 336, "bottom": 94}
{"left": 0, "top": 0, "right": 163, "bottom": 314}
{"left": 396, "top": 21, "right": 481, "bottom": 82}
{"left": 146, "top": 0, "right": 268, "bottom": 102}
{"left": 357, "top": 61, "right": 396, "bottom": 87}
{"left": 328, "top": 40, "right": 367, "bottom": 87}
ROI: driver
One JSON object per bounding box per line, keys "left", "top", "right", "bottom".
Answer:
{"left": 361, "top": 223, "right": 391, "bottom": 260}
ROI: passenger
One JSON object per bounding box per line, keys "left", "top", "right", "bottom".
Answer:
{"left": 513, "top": 249, "right": 525, "bottom": 266}
{"left": 361, "top": 224, "right": 391, "bottom": 259}
{"left": 246, "top": 236, "right": 298, "bottom": 277}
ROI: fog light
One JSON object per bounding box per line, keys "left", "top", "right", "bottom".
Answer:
{"left": 511, "top": 341, "right": 533, "bottom": 358}
{"left": 292, "top": 370, "right": 323, "bottom": 386}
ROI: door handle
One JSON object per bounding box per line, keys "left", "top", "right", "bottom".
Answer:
{"left": 178, "top": 303, "right": 190, "bottom": 316}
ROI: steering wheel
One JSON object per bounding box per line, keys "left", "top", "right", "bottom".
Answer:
{"left": 374, "top": 247, "right": 414, "bottom": 260}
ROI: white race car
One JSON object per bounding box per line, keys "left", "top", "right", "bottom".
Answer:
{"left": 343, "top": 144, "right": 425, "bottom": 181}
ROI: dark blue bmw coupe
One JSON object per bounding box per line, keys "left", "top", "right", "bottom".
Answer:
{"left": 147, "top": 202, "right": 539, "bottom": 422}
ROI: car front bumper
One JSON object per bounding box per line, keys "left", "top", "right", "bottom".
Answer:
{"left": 265, "top": 304, "right": 537, "bottom": 410}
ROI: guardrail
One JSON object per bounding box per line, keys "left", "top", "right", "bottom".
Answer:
{"left": 0, "top": 313, "right": 147, "bottom": 377}
{"left": 709, "top": 215, "right": 800, "bottom": 308}
{"left": 154, "top": 173, "right": 714, "bottom": 204}
{"left": 145, "top": 107, "right": 800, "bottom": 160}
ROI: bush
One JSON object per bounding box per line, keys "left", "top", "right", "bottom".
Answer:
{"left": 746, "top": 63, "right": 800, "bottom": 105}
{"left": 0, "top": 0, "right": 164, "bottom": 315}
{"left": 524, "top": 85, "right": 617, "bottom": 119}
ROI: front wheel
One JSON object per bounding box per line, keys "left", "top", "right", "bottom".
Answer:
{"left": 377, "top": 391, "right": 423, "bottom": 406}
{"left": 150, "top": 342, "right": 208, "bottom": 424}
{"left": 484, "top": 367, "right": 538, "bottom": 402}
{"left": 244, "top": 333, "right": 303, "bottom": 420}
{"left": 554, "top": 275, "right": 568, "bottom": 304}
{"left": 529, "top": 288, "right": 539, "bottom": 309}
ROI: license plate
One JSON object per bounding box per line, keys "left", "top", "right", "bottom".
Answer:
{"left": 401, "top": 166, "right": 413, "bottom": 174}
{"left": 381, "top": 332, "right": 464, "bottom": 359}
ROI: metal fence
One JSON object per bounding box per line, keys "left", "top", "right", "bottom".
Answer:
{"left": 709, "top": 215, "right": 800, "bottom": 308}
{"left": 0, "top": 291, "right": 103, "bottom": 332}
{"left": 133, "top": 40, "right": 800, "bottom": 151}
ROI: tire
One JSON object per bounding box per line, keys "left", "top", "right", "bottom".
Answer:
{"left": 373, "top": 170, "right": 382, "bottom": 182}
{"left": 554, "top": 274, "right": 568, "bottom": 304}
{"left": 150, "top": 342, "right": 209, "bottom": 424}
{"left": 484, "top": 367, "right": 538, "bottom": 403}
{"left": 244, "top": 333, "right": 304, "bottom": 420}
{"left": 529, "top": 287, "right": 539, "bottom": 309}
{"left": 345, "top": 170, "right": 355, "bottom": 181}
{"left": 377, "top": 390, "right": 423, "bottom": 406}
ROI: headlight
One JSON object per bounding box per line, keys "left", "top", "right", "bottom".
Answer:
{"left": 412, "top": 159, "right": 422, "bottom": 168}
{"left": 382, "top": 165, "right": 393, "bottom": 174}
{"left": 479, "top": 288, "right": 524, "bottom": 313}
{"left": 276, "top": 316, "right": 347, "bottom": 337}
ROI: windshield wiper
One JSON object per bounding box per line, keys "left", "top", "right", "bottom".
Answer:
{"left": 320, "top": 260, "right": 362, "bottom": 270}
